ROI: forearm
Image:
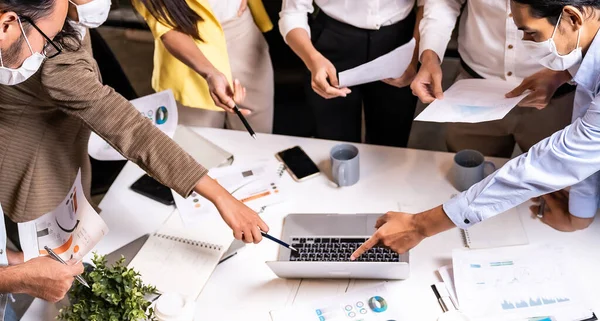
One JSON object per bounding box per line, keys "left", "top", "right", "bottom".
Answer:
{"left": 413, "top": 205, "right": 456, "bottom": 238}
{"left": 193, "top": 175, "right": 232, "bottom": 205}
{"left": 161, "top": 30, "right": 219, "bottom": 79}
{"left": 0, "top": 266, "right": 24, "bottom": 294}
{"left": 411, "top": 6, "right": 424, "bottom": 65}
{"left": 285, "top": 29, "right": 321, "bottom": 69}
{"left": 569, "top": 215, "right": 595, "bottom": 231}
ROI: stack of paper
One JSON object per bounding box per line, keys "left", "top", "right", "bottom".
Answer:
{"left": 450, "top": 244, "right": 594, "bottom": 321}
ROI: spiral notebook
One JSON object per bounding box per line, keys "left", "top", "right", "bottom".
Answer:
{"left": 128, "top": 211, "right": 234, "bottom": 300}
{"left": 460, "top": 207, "right": 528, "bottom": 249}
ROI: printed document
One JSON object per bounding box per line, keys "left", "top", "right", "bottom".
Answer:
{"left": 173, "top": 160, "right": 286, "bottom": 226}
{"left": 453, "top": 244, "right": 594, "bottom": 321}
{"left": 18, "top": 169, "right": 109, "bottom": 262}
{"left": 88, "top": 90, "right": 178, "bottom": 161}
{"left": 338, "top": 38, "right": 416, "bottom": 87}
{"left": 415, "top": 79, "right": 529, "bottom": 123}
{"left": 270, "top": 283, "right": 405, "bottom": 321}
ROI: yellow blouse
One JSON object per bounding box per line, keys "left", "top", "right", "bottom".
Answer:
{"left": 133, "top": 0, "right": 272, "bottom": 111}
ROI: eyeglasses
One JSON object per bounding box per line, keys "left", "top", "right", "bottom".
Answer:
{"left": 20, "top": 16, "right": 62, "bottom": 58}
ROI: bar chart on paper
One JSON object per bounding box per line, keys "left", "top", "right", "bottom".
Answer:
{"left": 453, "top": 245, "right": 593, "bottom": 321}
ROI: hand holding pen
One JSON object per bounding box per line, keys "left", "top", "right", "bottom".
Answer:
{"left": 205, "top": 76, "right": 256, "bottom": 139}
{"left": 44, "top": 246, "right": 90, "bottom": 288}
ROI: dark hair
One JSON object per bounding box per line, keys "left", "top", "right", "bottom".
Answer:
{"left": 512, "top": 0, "right": 600, "bottom": 24}
{"left": 0, "top": 0, "right": 81, "bottom": 52}
{"left": 138, "top": 0, "right": 204, "bottom": 41}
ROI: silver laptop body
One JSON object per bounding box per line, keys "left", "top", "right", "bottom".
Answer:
{"left": 266, "top": 214, "right": 410, "bottom": 279}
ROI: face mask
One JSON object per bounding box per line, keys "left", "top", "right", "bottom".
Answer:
{"left": 68, "top": 0, "right": 111, "bottom": 29}
{"left": 522, "top": 12, "right": 583, "bottom": 71}
{"left": 0, "top": 17, "right": 45, "bottom": 86}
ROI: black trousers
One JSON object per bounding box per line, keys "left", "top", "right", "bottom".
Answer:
{"left": 306, "top": 12, "right": 418, "bottom": 147}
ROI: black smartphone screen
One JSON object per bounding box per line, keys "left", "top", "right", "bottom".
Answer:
{"left": 130, "top": 174, "right": 174, "bottom": 205}
{"left": 277, "top": 146, "right": 320, "bottom": 180}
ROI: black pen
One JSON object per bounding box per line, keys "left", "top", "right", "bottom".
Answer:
{"left": 44, "top": 246, "right": 90, "bottom": 288}
{"left": 233, "top": 105, "right": 256, "bottom": 140}
{"left": 261, "top": 232, "right": 298, "bottom": 252}
{"left": 431, "top": 284, "right": 448, "bottom": 312}
{"left": 537, "top": 198, "right": 546, "bottom": 218}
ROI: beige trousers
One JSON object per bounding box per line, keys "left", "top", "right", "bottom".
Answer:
{"left": 177, "top": 10, "right": 274, "bottom": 133}
{"left": 446, "top": 66, "right": 575, "bottom": 157}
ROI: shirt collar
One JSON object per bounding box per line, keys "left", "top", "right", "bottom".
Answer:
{"left": 574, "top": 28, "right": 600, "bottom": 92}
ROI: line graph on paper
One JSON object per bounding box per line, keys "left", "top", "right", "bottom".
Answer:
{"left": 452, "top": 245, "right": 591, "bottom": 320}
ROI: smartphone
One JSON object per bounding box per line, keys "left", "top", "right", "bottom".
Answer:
{"left": 276, "top": 146, "right": 320, "bottom": 182}
{"left": 130, "top": 174, "right": 175, "bottom": 205}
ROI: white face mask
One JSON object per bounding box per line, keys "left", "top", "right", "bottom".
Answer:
{"left": 0, "top": 17, "right": 45, "bottom": 86}
{"left": 68, "top": 0, "right": 111, "bottom": 29}
{"left": 522, "top": 12, "right": 583, "bottom": 71}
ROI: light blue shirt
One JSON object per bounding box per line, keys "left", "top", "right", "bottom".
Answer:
{"left": 444, "top": 30, "right": 600, "bottom": 229}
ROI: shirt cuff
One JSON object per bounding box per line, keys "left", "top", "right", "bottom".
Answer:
{"left": 278, "top": 13, "right": 311, "bottom": 44}
{"left": 418, "top": 34, "right": 449, "bottom": 64}
{"left": 569, "top": 194, "right": 598, "bottom": 218}
{"left": 443, "top": 194, "right": 483, "bottom": 229}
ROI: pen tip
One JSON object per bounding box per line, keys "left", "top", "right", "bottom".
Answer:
{"left": 290, "top": 246, "right": 298, "bottom": 252}
{"left": 252, "top": 134, "right": 257, "bottom": 140}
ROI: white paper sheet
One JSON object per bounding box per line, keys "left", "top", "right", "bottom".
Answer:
{"left": 88, "top": 90, "right": 178, "bottom": 161}
{"left": 18, "top": 169, "right": 109, "bottom": 262}
{"left": 173, "top": 160, "right": 286, "bottom": 226}
{"left": 270, "top": 283, "right": 405, "bottom": 321}
{"left": 438, "top": 265, "right": 459, "bottom": 310}
{"left": 338, "top": 38, "right": 416, "bottom": 88}
{"left": 415, "top": 79, "right": 529, "bottom": 123}
{"left": 453, "top": 244, "right": 594, "bottom": 321}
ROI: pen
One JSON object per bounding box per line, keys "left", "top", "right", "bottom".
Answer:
{"left": 537, "top": 198, "right": 546, "bottom": 218}
{"left": 260, "top": 232, "right": 298, "bottom": 252}
{"left": 431, "top": 284, "right": 448, "bottom": 312}
{"left": 44, "top": 246, "right": 90, "bottom": 288}
{"left": 233, "top": 105, "right": 256, "bottom": 140}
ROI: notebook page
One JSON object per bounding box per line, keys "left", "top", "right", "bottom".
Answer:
{"left": 461, "top": 207, "right": 528, "bottom": 249}
{"left": 128, "top": 211, "right": 234, "bottom": 299}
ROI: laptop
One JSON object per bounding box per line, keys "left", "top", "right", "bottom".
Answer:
{"left": 266, "top": 214, "right": 410, "bottom": 279}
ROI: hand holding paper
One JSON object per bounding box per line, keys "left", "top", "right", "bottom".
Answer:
{"left": 415, "top": 79, "right": 529, "bottom": 123}
{"left": 338, "top": 38, "right": 416, "bottom": 88}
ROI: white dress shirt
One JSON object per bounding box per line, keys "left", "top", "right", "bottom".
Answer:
{"left": 443, "top": 30, "right": 600, "bottom": 229}
{"left": 419, "top": 0, "right": 541, "bottom": 82}
{"left": 279, "top": 0, "right": 423, "bottom": 41}
{"left": 207, "top": 0, "right": 242, "bottom": 23}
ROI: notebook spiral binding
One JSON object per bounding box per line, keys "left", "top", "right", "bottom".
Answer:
{"left": 154, "top": 233, "right": 223, "bottom": 251}
{"left": 460, "top": 229, "right": 471, "bottom": 248}
{"left": 276, "top": 163, "right": 285, "bottom": 177}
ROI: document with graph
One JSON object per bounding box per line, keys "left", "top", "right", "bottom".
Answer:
{"left": 452, "top": 244, "right": 594, "bottom": 321}
{"left": 415, "top": 79, "right": 529, "bottom": 123}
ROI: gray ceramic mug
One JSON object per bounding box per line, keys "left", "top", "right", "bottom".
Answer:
{"left": 452, "top": 149, "right": 496, "bottom": 192}
{"left": 331, "top": 144, "right": 360, "bottom": 187}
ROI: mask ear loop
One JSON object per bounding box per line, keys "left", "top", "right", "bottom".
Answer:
{"left": 0, "top": 48, "right": 4, "bottom": 68}
{"left": 16, "top": 16, "right": 35, "bottom": 55}
{"left": 551, "top": 11, "right": 564, "bottom": 40}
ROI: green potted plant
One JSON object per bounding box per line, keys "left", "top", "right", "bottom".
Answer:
{"left": 58, "top": 253, "right": 158, "bottom": 321}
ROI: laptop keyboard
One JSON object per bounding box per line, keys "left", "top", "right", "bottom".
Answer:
{"left": 289, "top": 237, "right": 401, "bottom": 262}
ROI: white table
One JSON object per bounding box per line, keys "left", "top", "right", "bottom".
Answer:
{"left": 23, "top": 128, "right": 600, "bottom": 320}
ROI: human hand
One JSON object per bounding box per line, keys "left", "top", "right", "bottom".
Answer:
{"left": 16, "top": 256, "right": 84, "bottom": 302}
{"left": 530, "top": 190, "right": 594, "bottom": 232}
{"left": 237, "top": 0, "right": 248, "bottom": 16}
{"left": 506, "top": 69, "right": 571, "bottom": 109}
{"left": 410, "top": 50, "right": 444, "bottom": 103}
{"left": 6, "top": 249, "right": 24, "bottom": 265}
{"left": 382, "top": 62, "right": 418, "bottom": 88}
{"left": 307, "top": 53, "right": 351, "bottom": 99}
{"left": 206, "top": 72, "right": 249, "bottom": 114}
{"left": 214, "top": 194, "right": 269, "bottom": 244}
